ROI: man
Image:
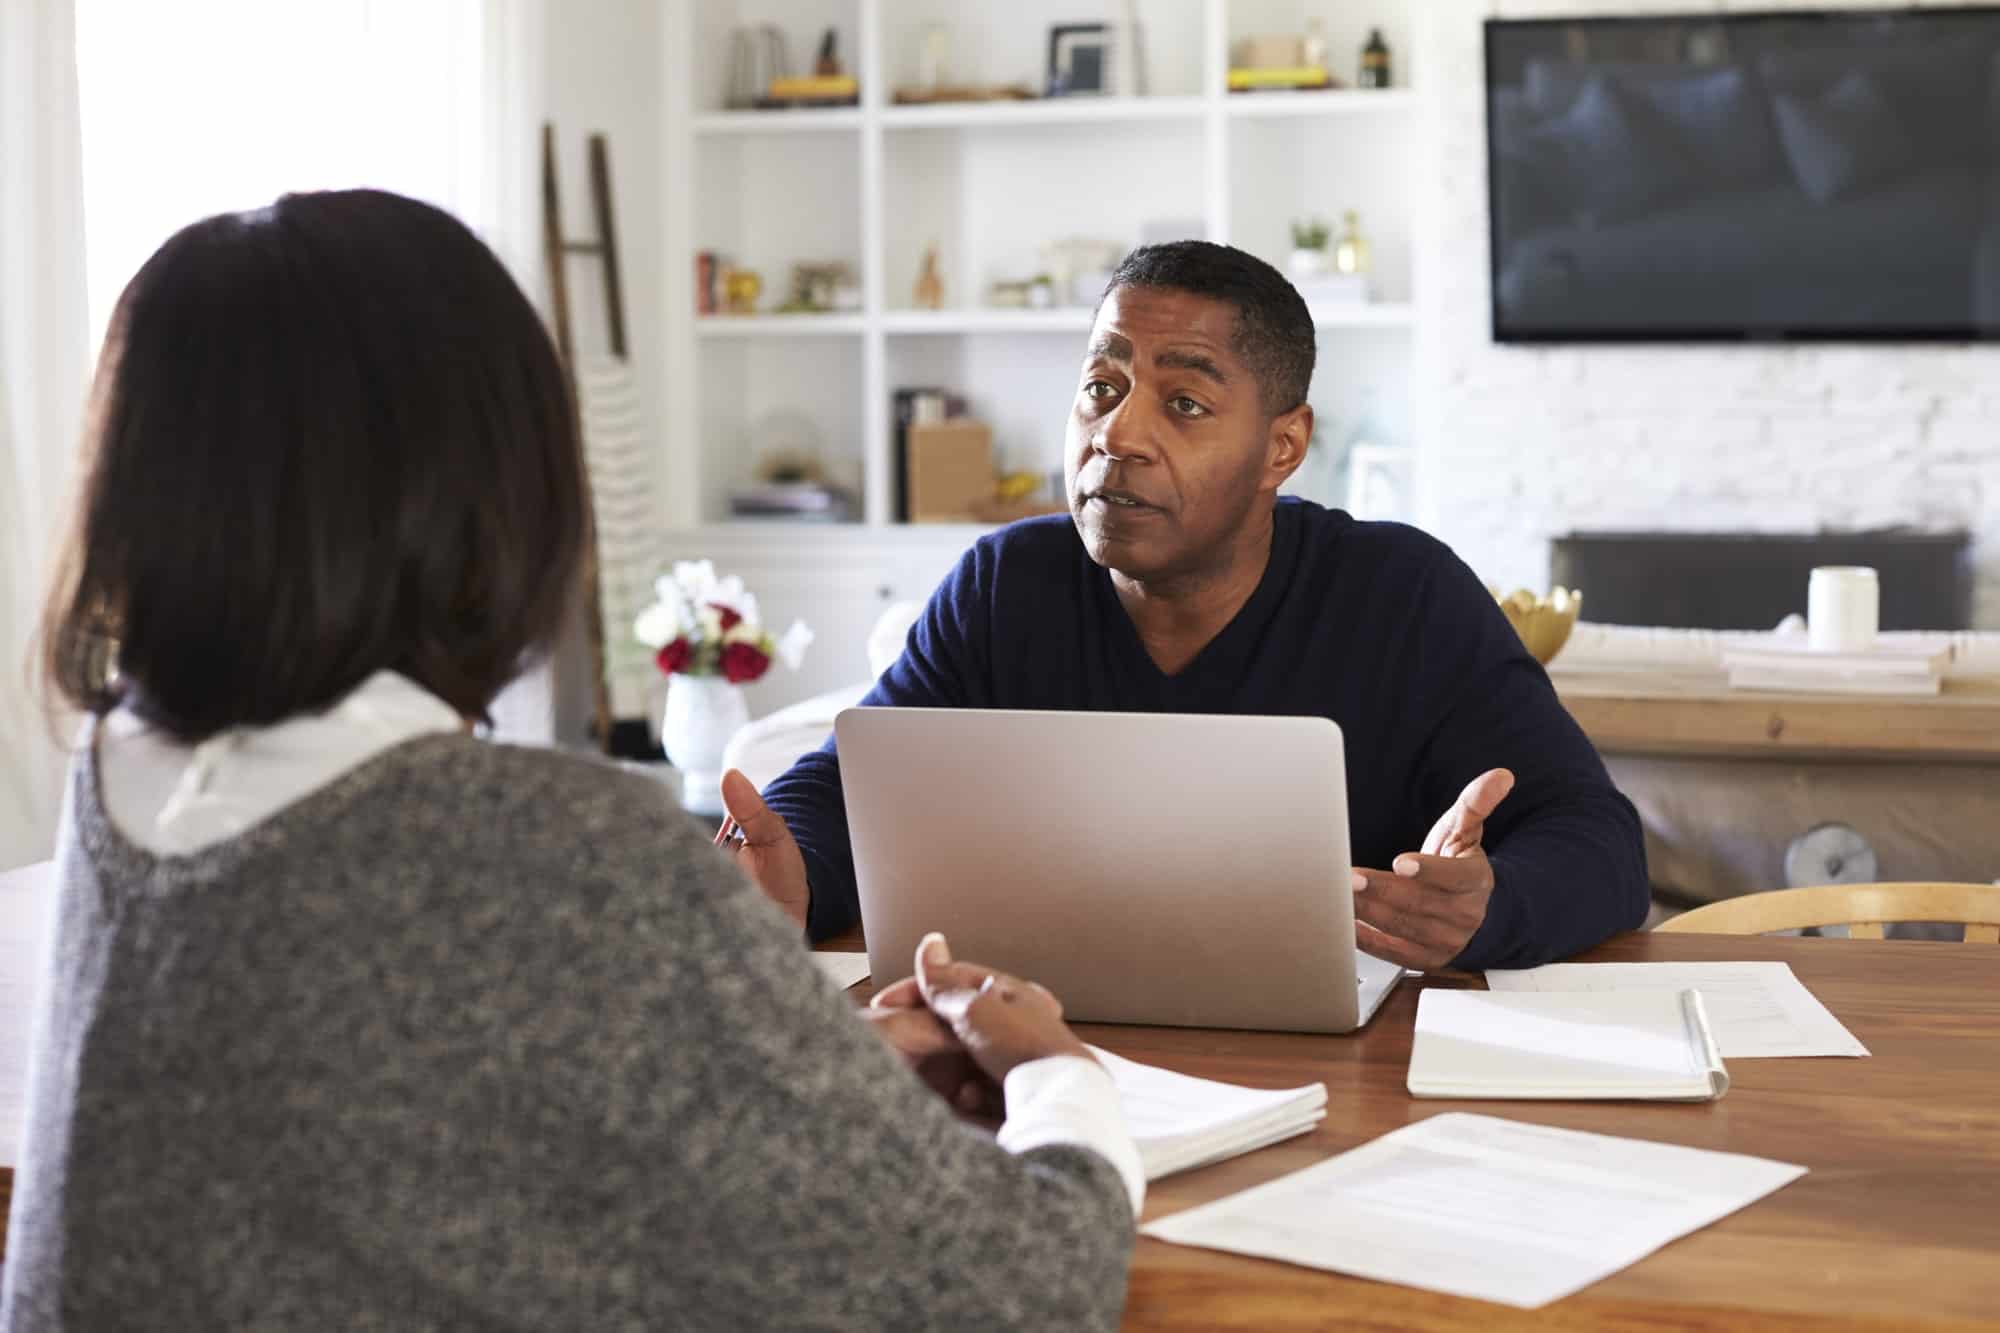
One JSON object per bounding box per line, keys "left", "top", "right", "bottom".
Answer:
{"left": 721, "top": 241, "right": 1648, "bottom": 972}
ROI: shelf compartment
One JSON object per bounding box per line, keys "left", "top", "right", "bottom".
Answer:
{"left": 1225, "top": 88, "right": 1417, "bottom": 119}
{"left": 880, "top": 95, "right": 1205, "bottom": 130}
{"left": 693, "top": 108, "right": 864, "bottom": 135}
{"left": 696, "top": 314, "right": 867, "bottom": 337}
{"left": 881, "top": 308, "right": 1094, "bottom": 334}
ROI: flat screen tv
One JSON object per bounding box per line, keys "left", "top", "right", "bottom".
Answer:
{"left": 1487, "top": 7, "right": 2000, "bottom": 342}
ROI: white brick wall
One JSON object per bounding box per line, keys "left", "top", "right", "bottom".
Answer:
{"left": 1419, "top": 0, "right": 2000, "bottom": 629}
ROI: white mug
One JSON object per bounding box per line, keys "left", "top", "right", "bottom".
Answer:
{"left": 1807, "top": 566, "right": 1878, "bottom": 653}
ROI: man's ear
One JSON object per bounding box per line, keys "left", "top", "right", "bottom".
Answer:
{"left": 1264, "top": 402, "right": 1313, "bottom": 488}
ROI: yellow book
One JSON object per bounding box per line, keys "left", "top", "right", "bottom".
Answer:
{"left": 767, "top": 75, "right": 859, "bottom": 99}
{"left": 1227, "top": 67, "right": 1333, "bottom": 91}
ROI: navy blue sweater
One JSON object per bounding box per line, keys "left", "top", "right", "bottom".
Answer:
{"left": 764, "top": 499, "right": 1649, "bottom": 969}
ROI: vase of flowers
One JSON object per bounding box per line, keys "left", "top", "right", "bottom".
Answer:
{"left": 635, "top": 560, "right": 812, "bottom": 811}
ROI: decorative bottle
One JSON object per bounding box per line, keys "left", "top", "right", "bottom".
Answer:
{"left": 1360, "top": 28, "right": 1392, "bottom": 90}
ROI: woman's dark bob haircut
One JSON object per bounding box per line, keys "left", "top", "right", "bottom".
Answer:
{"left": 42, "top": 188, "right": 586, "bottom": 742}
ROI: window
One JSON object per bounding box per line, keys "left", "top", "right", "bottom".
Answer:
{"left": 75, "top": 0, "right": 532, "bottom": 347}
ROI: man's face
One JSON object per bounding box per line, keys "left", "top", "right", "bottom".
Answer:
{"left": 1066, "top": 286, "right": 1300, "bottom": 581}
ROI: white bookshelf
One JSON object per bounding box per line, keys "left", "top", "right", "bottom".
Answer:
{"left": 655, "top": 0, "right": 1430, "bottom": 706}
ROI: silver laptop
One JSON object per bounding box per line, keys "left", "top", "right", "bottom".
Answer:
{"left": 835, "top": 707, "right": 1402, "bottom": 1034}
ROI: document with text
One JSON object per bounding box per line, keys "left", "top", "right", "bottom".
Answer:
{"left": 1484, "top": 962, "right": 1869, "bottom": 1059}
{"left": 1141, "top": 1112, "right": 1807, "bottom": 1309}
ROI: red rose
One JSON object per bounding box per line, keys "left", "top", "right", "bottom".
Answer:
{"left": 708, "top": 602, "right": 743, "bottom": 631}
{"left": 655, "top": 637, "right": 692, "bottom": 676}
{"left": 719, "top": 640, "right": 770, "bottom": 684}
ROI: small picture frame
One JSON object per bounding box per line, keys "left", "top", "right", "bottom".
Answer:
{"left": 1047, "top": 23, "right": 1109, "bottom": 97}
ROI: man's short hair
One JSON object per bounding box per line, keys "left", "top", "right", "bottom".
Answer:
{"left": 1098, "top": 241, "right": 1316, "bottom": 415}
{"left": 41, "top": 189, "right": 587, "bottom": 743}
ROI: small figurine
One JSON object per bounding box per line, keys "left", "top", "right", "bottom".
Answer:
{"left": 721, "top": 266, "right": 762, "bottom": 316}
{"left": 914, "top": 245, "right": 944, "bottom": 310}
{"left": 815, "top": 27, "right": 842, "bottom": 78}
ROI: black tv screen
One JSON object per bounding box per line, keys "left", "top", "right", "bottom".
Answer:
{"left": 1487, "top": 7, "right": 2000, "bottom": 342}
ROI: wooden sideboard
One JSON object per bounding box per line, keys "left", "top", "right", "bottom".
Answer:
{"left": 1553, "top": 669, "right": 2000, "bottom": 764}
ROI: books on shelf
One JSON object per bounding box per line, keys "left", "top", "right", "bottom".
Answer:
{"left": 1407, "top": 989, "right": 1730, "bottom": 1101}
{"left": 1228, "top": 66, "right": 1334, "bottom": 92}
{"left": 762, "top": 75, "right": 859, "bottom": 108}
{"left": 1721, "top": 641, "right": 1952, "bottom": 696}
{"left": 727, "top": 482, "right": 854, "bottom": 522}
{"left": 1092, "top": 1047, "right": 1327, "bottom": 1180}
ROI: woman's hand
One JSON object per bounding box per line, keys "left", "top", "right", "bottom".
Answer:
{"left": 868, "top": 933, "right": 1091, "bottom": 1119}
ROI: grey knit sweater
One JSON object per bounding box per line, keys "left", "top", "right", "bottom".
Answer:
{"left": 0, "top": 732, "right": 1132, "bottom": 1330}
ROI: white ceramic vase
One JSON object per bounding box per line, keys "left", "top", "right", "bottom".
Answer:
{"left": 1288, "top": 247, "right": 1331, "bottom": 280}
{"left": 661, "top": 674, "right": 750, "bottom": 814}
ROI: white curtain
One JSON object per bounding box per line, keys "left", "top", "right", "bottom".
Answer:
{"left": 0, "top": 0, "right": 90, "bottom": 872}
{"left": 0, "top": 0, "right": 558, "bottom": 870}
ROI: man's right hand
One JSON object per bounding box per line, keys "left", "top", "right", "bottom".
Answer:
{"left": 716, "top": 769, "right": 810, "bottom": 928}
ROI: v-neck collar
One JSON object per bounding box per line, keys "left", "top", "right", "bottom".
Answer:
{"left": 1092, "top": 500, "right": 1299, "bottom": 704}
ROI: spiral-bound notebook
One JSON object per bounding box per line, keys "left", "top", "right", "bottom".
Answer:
{"left": 1408, "top": 989, "right": 1730, "bottom": 1102}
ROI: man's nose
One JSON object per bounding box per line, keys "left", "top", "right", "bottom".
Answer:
{"left": 1094, "top": 397, "right": 1160, "bottom": 464}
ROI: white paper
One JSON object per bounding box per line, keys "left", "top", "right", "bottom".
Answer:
{"left": 1408, "top": 989, "right": 1727, "bottom": 1100}
{"left": 810, "top": 951, "right": 871, "bottom": 990}
{"left": 1091, "top": 1046, "right": 1326, "bottom": 1180}
{"left": 1142, "top": 1112, "right": 1807, "bottom": 1309}
{"left": 1485, "top": 962, "right": 1869, "bottom": 1059}
{"left": 0, "top": 861, "right": 54, "bottom": 1168}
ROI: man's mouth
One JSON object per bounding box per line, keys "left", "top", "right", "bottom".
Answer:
{"left": 1082, "top": 487, "right": 1157, "bottom": 511}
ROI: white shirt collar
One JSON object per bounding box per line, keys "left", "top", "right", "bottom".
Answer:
{"left": 98, "top": 671, "right": 463, "bottom": 856}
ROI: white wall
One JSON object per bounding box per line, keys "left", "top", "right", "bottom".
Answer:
{"left": 532, "top": 0, "right": 665, "bottom": 743}
{"left": 1418, "top": 0, "right": 2000, "bottom": 630}
{"left": 546, "top": 0, "right": 662, "bottom": 418}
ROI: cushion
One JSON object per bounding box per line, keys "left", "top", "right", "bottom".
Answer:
{"left": 1526, "top": 75, "right": 1696, "bottom": 225}
{"left": 1761, "top": 40, "right": 1988, "bottom": 170}
{"left": 1771, "top": 72, "right": 1915, "bottom": 205}
{"left": 1526, "top": 61, "right": 1782, "bottom": 187}
{"left": 1489, "top": 88, "right": 1566, "bottom": 239}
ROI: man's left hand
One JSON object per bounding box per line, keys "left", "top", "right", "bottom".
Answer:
{"left": 1352, "top": 768, "right": 1515, "bottom": 971}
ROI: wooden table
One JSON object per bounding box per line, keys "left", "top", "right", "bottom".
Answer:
{"left": 838, "top": 930, "right": 2000, "bottom": 1330}
{"left": 1553, "top": 669, "right": 2000, "bottom": 764}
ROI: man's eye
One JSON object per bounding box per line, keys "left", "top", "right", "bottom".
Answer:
{"left": 1083, "top": 380, "right": 1118, "bottom": 401}
{"left": 1170, "top": 396, "right": 1208, "bottom": 418}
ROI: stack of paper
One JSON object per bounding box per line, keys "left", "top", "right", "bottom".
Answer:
{"left": 1142, "top": 1113, "right": 1807, "bottom": 1309}
{"left": 1485, "top": 962, "right": 1870, "bottom": 1059}
{"left": 1091, "top": 1047, "right": 1327, "bottom": 1180}
{"left": 1407, "top": 989, "right": 1729, "bottom": 1101}
{"left": 1721, "top": 641, "right": 1952, "bottom": 696}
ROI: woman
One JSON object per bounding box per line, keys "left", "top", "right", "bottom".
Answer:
{"left": 3, "top": 190, "right": 1142, "bottom": 1331}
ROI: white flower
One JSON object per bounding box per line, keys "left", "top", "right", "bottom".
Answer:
{"left": 775, "top": 620, "right": 814, "bottom": 671}
{"left": 697, "top": 604, "right": 725, "bottom": 642}
{"left": 670, "top": 560, "right": 719, "bottom": 605}
{"left": 722, "top": 620, "right": 763, "bottom": 647}
{"left": 634, "top": 600, "right": 681, "bottom": 649}
{"left": 708, "top": 573, "right": 748, "bottom": 615}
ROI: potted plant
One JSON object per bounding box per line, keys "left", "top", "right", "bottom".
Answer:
{"left": 1288, "top": 217, "right": 1332, "bottom": 279}
{"left": 634, "top": 561, "right": 812, "bottom": 810}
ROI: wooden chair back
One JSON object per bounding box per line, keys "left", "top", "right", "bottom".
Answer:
{"left": 1656, "top": 882, "right": 2000, "bottom": 943}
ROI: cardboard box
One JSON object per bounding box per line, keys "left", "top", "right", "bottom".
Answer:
{"left": 906, "top": 420, "right": 992, "bottom": 522}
